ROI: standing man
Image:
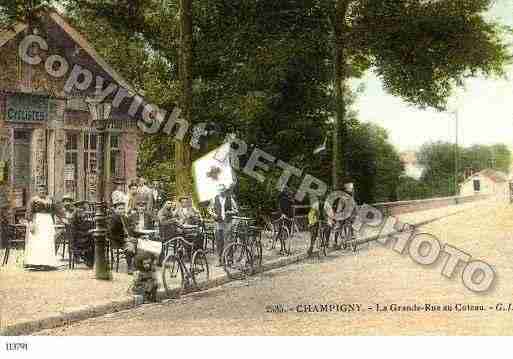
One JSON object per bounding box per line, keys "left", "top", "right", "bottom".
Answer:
{"left": 152, "top": 181, "right": 166, "bottom": 210}
{"left": 277, "top": 186, "right": 294, "bottom": 254}
{"left": 126, "top": 180, "right": 139, "bottom": 214}
{"left": 209, "top": 184, "right": 238, "bottom": 266}
{"left": 137, "top": 178, "right": 154, "bottom": 213}
{"left": 137, "top": 178, "right": 155, "bottom": 228}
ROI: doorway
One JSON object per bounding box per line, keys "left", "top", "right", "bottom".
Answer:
{"left": 12, "top": 129, "right": 32, "bottom": 208}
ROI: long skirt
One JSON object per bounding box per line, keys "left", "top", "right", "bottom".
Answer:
{"left": 24, "top": 213, "right": 59, "bottom": 269}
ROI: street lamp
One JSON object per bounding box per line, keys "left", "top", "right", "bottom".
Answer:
{"left": 86, "top": 97, "right": 112, "bottom": 280}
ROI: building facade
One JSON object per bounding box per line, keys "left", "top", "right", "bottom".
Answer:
{"left": 459, "top": 169, "right": 510, "bottom": 202}
{"left": 0, "top": 10, "right": 142, "bottom": 218}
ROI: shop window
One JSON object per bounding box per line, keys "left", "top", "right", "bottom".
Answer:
{"left": 84, "top": 132, "right": 98, "bottom": 174}
{"left": 64, "top": 132, "right": 78, "bottom": 198}
{"left": 110, "top": 133, "right": 123, "bottom": 179}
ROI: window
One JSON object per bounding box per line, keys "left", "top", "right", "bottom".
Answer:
{"left": 473, "top": 179, "right": 481, "bottom": 192}
{"left": 64, "top": 132, "right": 79, "bottom": 198}
{"left": 110, "top": 133, "right": 123, "bottom": 179}
{"left": 84, "top": 132, "right": 98, "bottom": 174}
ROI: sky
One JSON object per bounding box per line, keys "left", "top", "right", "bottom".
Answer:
{"left": 354, "top": 0, "right": 513, "bottom": 152}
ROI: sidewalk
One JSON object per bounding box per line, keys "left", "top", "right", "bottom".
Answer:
{"left": 0, "top": 199, "right": 491, "bottom": 335}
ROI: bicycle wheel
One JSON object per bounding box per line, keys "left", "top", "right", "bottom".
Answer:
{"left": 223, "top": 242, "right": 253, "bottom": 280}
{"left": 162, "top": 254, "right": 184, "bottom": 294}
{"left": 191, "top": 249, "right": 210, "bottom": 289}
{"left": 262, "top": 221, "right": 276, "bottom": 251}
{"left": 251, "top": 238, "right": 263, "bottom": 273}
{"left": 317, "top": 227, "right": 328, "bottom": 257}
{"left": 283, "top": 225, "right": 292, "bottom": 255}
{"left": 291, "top": 220, "right": 300, "bottom": 238}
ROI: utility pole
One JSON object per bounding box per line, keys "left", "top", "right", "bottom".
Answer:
{"left": 454, "top": 110, "right": 459, "bottom": 196}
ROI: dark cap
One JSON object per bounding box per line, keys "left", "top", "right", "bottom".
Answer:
{"left": 73, "top": 200, "right": 89, "bottom": 206}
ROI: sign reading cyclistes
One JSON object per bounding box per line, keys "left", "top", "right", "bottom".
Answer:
{"left": 6, "top": 94, "right": 49, "bottom": 123}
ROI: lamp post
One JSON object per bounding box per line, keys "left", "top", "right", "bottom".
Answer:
{"left": 86, "top": 98, "right": 112, "bottom": 280}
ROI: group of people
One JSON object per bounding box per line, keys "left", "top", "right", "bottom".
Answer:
{"left": 108, "top": 181, "right": 238, "bottom": 272}
{"left": 17, "top": 175, "right": 356, "bottom": 275}
{"left": 275, "top": 184, "right": 356, "bottom": 257}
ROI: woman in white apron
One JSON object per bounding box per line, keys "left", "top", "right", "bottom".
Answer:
{"left": 24, "top": 185, "right": 60, "bottom": 270}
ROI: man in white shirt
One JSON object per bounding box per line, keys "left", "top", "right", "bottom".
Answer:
{"left": 111, "top": 180, "right": 128, "bottom": 207}
{"left": 209, "top": 184, "right": 238, "bottom": 266}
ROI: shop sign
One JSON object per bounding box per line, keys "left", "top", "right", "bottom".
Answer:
{"left": 6, "top": 94, "right": 49, "bottom": 123}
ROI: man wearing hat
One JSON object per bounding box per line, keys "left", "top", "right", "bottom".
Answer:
{"left": 70, "top": 200, "right": 94, "bottom": 267}
{"left": 111, "top": 179, "right": 127, "bottom": 207}
{"left": 208, "top": 184, "right": 238, "bottom": 266}
{"left": 60, "top": 194, "right": 75, "bottom": 225}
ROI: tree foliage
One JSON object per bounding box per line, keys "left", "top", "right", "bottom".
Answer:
{"left": 1, "top": 0, "right": 510, "bottom": 212}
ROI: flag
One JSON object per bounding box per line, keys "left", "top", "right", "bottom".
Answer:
{"left": 313, "top": 137, "right": 327, "bottom": 154}
{"left": 193, "top": 142, "right": 236, "bottom": 203}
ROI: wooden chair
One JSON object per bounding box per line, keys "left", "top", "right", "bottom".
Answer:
{"left": 64, "top": 224, "right": 76, "bottom": 269}
{"left": 2, "top": 224, "right": 25, "bottom": 266}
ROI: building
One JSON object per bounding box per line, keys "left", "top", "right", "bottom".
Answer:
{"left": 0, "top": 9, "right": 142, "bottom": 218}
{"left": 459, "top": 169, "right": 510, "bottom": 201}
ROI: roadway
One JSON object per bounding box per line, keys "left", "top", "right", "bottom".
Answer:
{"left": 36, "top": 200, "right": 513, "bottom": 335}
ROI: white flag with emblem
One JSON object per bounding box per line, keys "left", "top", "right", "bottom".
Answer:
{"left": 193, "top": 142, "right": 236, "bottom": 203}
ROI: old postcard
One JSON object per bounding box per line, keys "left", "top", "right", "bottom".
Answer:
{"left": 1, "top": 1, "right": 513, "bottom": 348}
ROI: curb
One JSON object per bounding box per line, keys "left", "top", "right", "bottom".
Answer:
{"left": 1, "top": 204, "right": 475, "bottom": 336}
{"left": 1, "top": 250, "right": 309, "bottom": 336}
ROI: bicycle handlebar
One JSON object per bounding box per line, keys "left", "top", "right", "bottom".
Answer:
{"left": 162, "top": 236, "right": 195, "bottom": 249}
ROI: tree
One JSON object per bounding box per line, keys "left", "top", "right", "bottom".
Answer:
{"left": 175, "top": 0, "right": 193, "bottom": 196}
{"left": 330, "top": 0, "right": 510, "bottom": 188}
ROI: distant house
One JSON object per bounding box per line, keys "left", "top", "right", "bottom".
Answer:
{"left": 459, "top": 169, "right": 509, "bottom": 201}
{"left": 400, "top": 151, "right": 425, "bottom": 180}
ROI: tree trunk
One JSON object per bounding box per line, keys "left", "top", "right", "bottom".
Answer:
{"left": 176, "top": 0, "right": 193, "bottom": 197}
{"left": 332, "top": 0, "right": 351, "bottom": 189}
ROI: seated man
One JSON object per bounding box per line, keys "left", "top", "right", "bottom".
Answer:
{"left": 70, "top": 200, "right": 94, "bottom": 268}
{"left": 109, "top": 200, "right": 143, "bottom": 274}
{"left": 60, "top": 194, "right": 75, "bottom": 225}
{"left": 178, "top": 196, "right": 201, "bottom": 226}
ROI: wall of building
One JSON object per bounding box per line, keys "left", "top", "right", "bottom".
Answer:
{"left": 460, "top": 175, "right": 509, "bottom": 202}
{"left": 0, "top": 19, "right": 142, "bottom": 217}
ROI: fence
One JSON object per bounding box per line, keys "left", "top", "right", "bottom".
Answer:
{"left": 372, "top": 194, "right": 492, "bottom": 217}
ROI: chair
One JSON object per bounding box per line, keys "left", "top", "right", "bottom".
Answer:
{"left": 64, "top": 224, "right": 76, "bottom": 269}
{"left": 2, "top": 224, "right": 25, "bottom": 266}
{"left": 110, "top": 243, "right": 126, "bottom": 272}
{"left": 54, "top": 225, "right": 68, "bottom": 259}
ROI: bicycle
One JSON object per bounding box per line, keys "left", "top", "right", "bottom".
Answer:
{"left": 223, "top": 216, "right": 263, "bottom": 279}
{"left": 161, "top": 235, "right": 210, "bottom": 296}
{"left": 316, "top": 221, "right": 330, "bottom": 257}
{"left": 331, "top": 218, "right": 355, "bottom": 251}
{"left": 263, "top": 215, "right": 292, "bottom": 255}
